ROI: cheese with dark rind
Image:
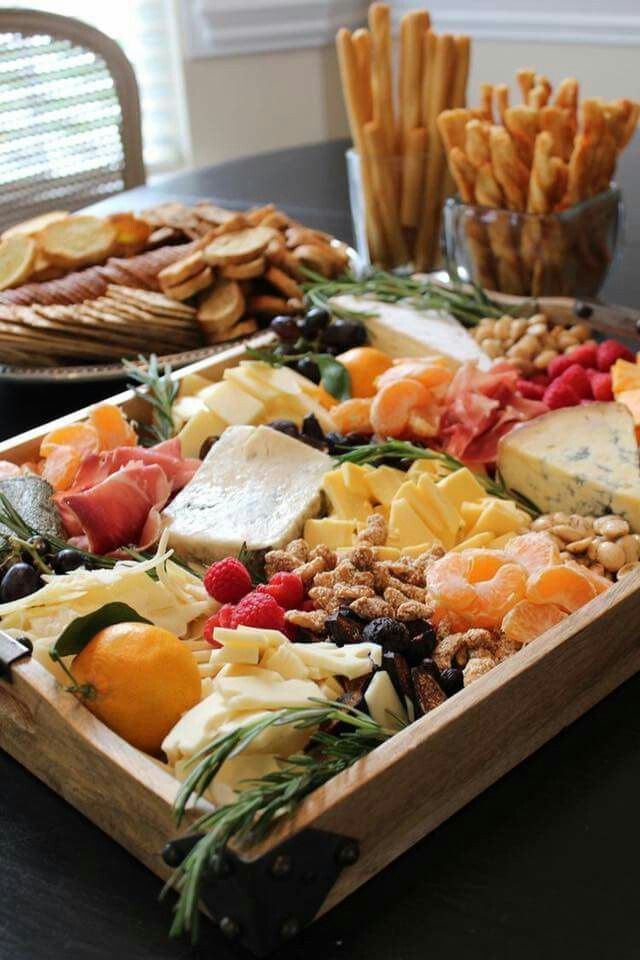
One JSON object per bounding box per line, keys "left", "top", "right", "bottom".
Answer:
{"left": 497, "top": 402, "right": 640, "bottom": 530}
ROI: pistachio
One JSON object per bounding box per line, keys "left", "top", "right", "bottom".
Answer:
{"left": 569, "top": 323, "right": 591, "bottom": 342}
{"left": 510, "top": 318, "right": 529, "bottom": 339}
{"left": 527, "top": 321, "right": 548, "bottom": 337}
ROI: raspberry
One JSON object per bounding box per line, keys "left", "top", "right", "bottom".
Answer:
{"left": 203, "top": 614, "right": 222, "bottom": 648}
{"left": 596, "top": 339, "right": 635, "bottom": 372}
{"left": 558, "top": 363, "right": 592, "bottom": 400}
{"left": 516, "top": 378, "right": 546, "bottom": 400}
{"left": 217, "top": 604, "right": 236, "bottom": 628}
{"left": 543, "top": 379, "right": 580, "bottom": 410}
{"left": 257, "top": 572, "right": 304, "bottom": 610}
{"left": 530, "top": 373, "right": 550, "bottom": 388}
{"left": 565, "top": 342, "right": 598, "bottom": 369}
{"left": 547, "top": 353, "right": 578, "bottom": 379}
{"left": 590, "top": 371, "right": 614, "bottom": 401}
{"left": 231, "top": 591, "right": 286, "bottom": 631}
{"left": 203, "top": 557, "right": 252, "bottom": 603}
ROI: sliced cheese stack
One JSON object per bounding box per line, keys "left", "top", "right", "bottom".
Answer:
{"left": 305, "top": 462, "right": 530, "bottom": 556}
{"left": 162, "top": 624, "right": 381, "bottom": 804}
{"left": 173, "top": 360, "right": 336, "bottom": 457}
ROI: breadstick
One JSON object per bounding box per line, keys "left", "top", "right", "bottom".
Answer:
{"left": 516, "top": 69, "right": 536, "bottom": 103}
{"left": 416, "top": 33, "right": 456, "bottom": 269}
{"left": 495, "top": 84, "right": 509, "bottom": 125}
{"left": 401, "top": 127, "right": 428, "bottom": 226}
{"left": 480, "top": 83, "right": 494, "bottom": 122}
{"left": 336, "top": 28, "right": 387, "bottom": 264}
{"left": 564, "top": 133, "right": 594, "bottom": 206}
{"left": 554, "top": 77, "right": 579, "bottom": 133}
{"left": 448, "top": 146, "right": 476, "bottom": 202}
{"left": 443, "top": 36, "right": 471, "bottom": 196}
{"left": 465, "top": 119, "right": 491, "bottom": 169}
{"left": 605, "top": 98, "right": 640, "bottom": 149}
{"left": 529, "top": 84, "right": 551, "bottom": 110}
{"left": 364, "top": 121, "right": 408, "bottom": 264}
{"left": 504, "top": 105, "right": 539, "bottom": 169}
{"left": 352, "top": 29, "right": 373, "bottom": 125}
{"left": 489, "top": 126, "right": 530, "bottom": 211}
{"left": 369, "top": 3, "right": 395, "bottom": 154}
{"left": 533, "top": 75, "right": 552, "bottom": 103}
{"left": 437, "top": 108, "right": 473, "bottom": 153}
{"left": 528, "top": 131, "right": 559, "bottom": 213}
{"left": 539, "top": 105, "right": 574, "bottom": 162}
{"left": 475, "top": 163, "right": 503, "bottom": 207}
{"left": 399, "top": 11, "right": 430, "bottom": 143}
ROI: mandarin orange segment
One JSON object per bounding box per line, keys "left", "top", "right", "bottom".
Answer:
{"left": 40, "top": 421, "right": 99, "bottom": 459}
{"left": 505, "top": 532, "right": 561, "bottom": 573}
{"left": 426, "top": 548, "right": 526, "bottom": 628}
{"left": 315, "top": 383, "right": 339, "bottom": 409}
{"left": 502, "top": 600, "right": 568, "bottom": 646}
{"left": 473, "top": 562, "right": 527, "bottom": 626}
{"left": 370, "top": 379, "right": 432, "bottom": 437}
{"left": 41, "top": 444, "right": 81, "bottom": 491}
{"left": 375, "top": 360, "right": 453, "bottom": 392}
{"left": 89, "top": 404, "right": 137, "bottom": 450}
{"left": 525, "top": 564, "right": 598, "bottom": 612}
{"left": 331, "top": 397, "right": 373, "bottom": 434}
{"left": 337, "top": 346, "right": 393, "bottom": 398}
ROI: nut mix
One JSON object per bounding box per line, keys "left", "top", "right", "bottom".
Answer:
{"left": 473, "top": 312, "right": 592, "bottom": 375}
{"left": 530, "top": 512, "right": 640, "bottom": 578}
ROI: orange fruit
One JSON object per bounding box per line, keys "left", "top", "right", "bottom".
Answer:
{"left": 502, "top": 600, "right": 568, "bottom": 646}
{"left": 426, "top": 548, "right": 526, "bottom": 628}
{"left": 337, "top": 347, "right": 393, "bottom": 398}
{"left": 370, "top": 379, "right": 432, "bottom": 437}
{"left": 315, "top": 383, "right": 339, "bottom": 409}
{"left": 331, "top": 397, "right": 373, "bottom": 434}
{"left": 525, "top": 564, "right": 598, "bottom": 612}
{"left": 505, "top": 532, "right": 561, "bottom": 574}
{"left": 72, "top": 622, "right": 201, "bottom": 755}
{"left": 375, "top": 360, "right": 453, "bottom": 392}
{"left": 41, "top": 444, "right": 81, "bottom": 491}
{"left": 40, "top": 421, "right": 100, "bottom": 459}
{"left": 89, "top": 404, "right": 137, "bottom": 450}
{"left": 611, "top": 358, "right": 640, "bottom": 395}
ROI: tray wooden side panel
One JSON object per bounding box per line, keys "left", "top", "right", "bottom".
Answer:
{"left": 248, "top": 572, "right": 640, "bottom": 917}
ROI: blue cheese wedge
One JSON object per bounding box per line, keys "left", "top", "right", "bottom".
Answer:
{"left": 497, "top": 402, "right": 640, "bottom": 530}
{"left": 163, "top": 424, "right": 332, "bottom": 561}
{"left": 331, "top": 295, "right": 491, "bottom": 369}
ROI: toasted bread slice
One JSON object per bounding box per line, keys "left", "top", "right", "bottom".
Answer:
{"left": 163, "top": 267, "right": 213, "bottom": 301}
{"left": 41, "top": 215, "right": 117, "bottom": 267}
{"left": 109, "top": 213, "right": 153, "bottom": 257}
{"left": 2, "top": 210, "right": 68, "bottom": 240}
{"left": 220, "top": 256, "right": 266, "bottom": 280}
{"left": 264, "top": 264, "right": 303, "bottom": 299}
{"left": 158, "top": 250, "right": 206, "bottom": 290}
{"left": 207, "top": 316, "right": 258, "bottom": 344}
{"left": 0, "top": 234, "right": 37, "bottom": 290}
{"left": 203, "top": 225, "right": 275, "bottom": 266}
{"left": 197, "top": 278, "right": 245, "bottom": 333}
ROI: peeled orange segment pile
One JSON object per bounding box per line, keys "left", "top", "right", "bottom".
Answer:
{"left": 40, "top": 421, "right": 100, "bottom": 459}
{"left": 331, "top": 397, "right": 373, "bottom": 435}
{"left": 525, "top": 564, "right": 600, "bottom": 612}
{"left": 89, "top": 404, "right": 137, "bottom": 450}
{"left": 502, "top": 600, "right": 568, "bottom": 646}
{"left": 375, "top": 359, "right": 453, "bottom": 392}
{"left": 337, "top": 346, "right": 393, "bottom": 398}
{"left": 505, "top": 531, "right": 562, "bottom": 573}
{"left": 41, "top": 444, "right": 82, "bottom": 491}
{"left": 426, "top": 548, "right": 527, "bottom": 629}
{"left": 370, "top": 379, "right": 433, "bottom": 437}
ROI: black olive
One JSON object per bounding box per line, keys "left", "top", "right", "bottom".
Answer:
{"left": 343, "top": 432, "right": 371, "bottom": 447}
{"left": 198, "top": 435, "right": 219, "bottom": 459}
{"left": 295, "top": 357, "right": 321, "bottom": 384}
{"left": 298, "top": 306, "right": 331, "bottom": 338}
{"left": 439, "top": 667, "right": 464, "bottom": 696}
{"left": 0, "top": 562, "right": 42, "bottom": 602}
{"left": 320, "top": 319, "right": 367, "bottom": 351}
{"left": 301, "top": 413, "right": 325, "bottom": 442}
{"left": 267, "top": 419, "right": 299, "bottom": 439}
{"left": 27, "top": 535, "right": 49, "bottom": 556}
{"left": 270, "top": 315, "right": 299, "bottom": 340}
{"left": 52, "top": 548, "right": 86, "bottom": 575}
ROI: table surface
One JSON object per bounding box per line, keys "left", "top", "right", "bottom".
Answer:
{"left": 2, "top": 138, "right": 640, "bottom": 960}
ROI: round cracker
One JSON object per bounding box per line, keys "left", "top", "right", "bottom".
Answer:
{"left": 220, "top": 255, "right": 266, "bottom": 280}
{"left": 0, "top": 234, "right": 37, "bottom": 291}
{"left": 41, "top": 215, "right": 117, "bottom": 268}
{"left": 203, "top": 226, "right": 275, "bottom": 266}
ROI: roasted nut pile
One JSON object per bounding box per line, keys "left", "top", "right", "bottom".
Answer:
{"left": 530, "top": 512, "right": 640, "bottom": 579}
{"left": 473, "top": 313, "right": 592, "bottom": 375}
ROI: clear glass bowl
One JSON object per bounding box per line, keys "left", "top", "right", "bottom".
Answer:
{"left": 442, "top": 187, "right": 622, "bottom": 297}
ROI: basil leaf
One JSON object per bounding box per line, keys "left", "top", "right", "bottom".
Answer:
{"left": 314, "top": 355, "right": 351, "bottom": 402}
{"left": 50, "top": 602, "right": 151, "bottom": 660}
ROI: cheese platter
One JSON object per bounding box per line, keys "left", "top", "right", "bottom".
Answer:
{"left": 2, "top": 260, "right": 640, "bottom": 956}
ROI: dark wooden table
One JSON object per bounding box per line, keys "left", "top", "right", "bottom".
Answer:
{"left": 2, "top": 139, "right": 640, "bottom": 960}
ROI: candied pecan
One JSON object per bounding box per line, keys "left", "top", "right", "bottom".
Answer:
{"left": 265, "top": 550, "right": 297, "bottom": 577}
{"left": 294, "top": 556, "right": 326, "bottom": 582}
{"left": 414, "top": 546, "right": 445, "bottom": 573}
{"left": 383, "top": 586, "right": 407, "bottom": 611}
{"left": 396, "top": 600, "right": 434, "bottom": 621}
{"left": 463, "top": 656, "right": 496, "bottom": 686}
{"left": 334, "top": 584, "right": 376, "bottom": 602}
{"left": 462, "top": 628, "right": 496, "bottom": 656}
{"left": 433, "top": 632, "right": 470, "bottom": 670}
{"left": 351, "top": 544, "right": 376, "bottom": 571}
{"left": 349, "top": 596, "right": 394, "bottom": 620}
{"left": 382, "top": 560, "right": 425, "bottom": 586}
{"left": 436, "top": 615, "right": 455, "bottom": 641}
{"left": 385, "top": 576, "right": 426, "bottom": 602}
{"left": 309, "top": 543, "right": 337, "bottom": 569}
{"left": 312, "top": 570, "right": 338, "bottom": 589}
{"left": 286, "top": 539, "right": 309, "bottom": 562}
{"left": 307, "top": 586, "right": 341, "bottom": 613}
{"left": 357, "top": 513, "right": 387, "bottom": 546}
{"left": 334, "top": 561, "right": 374, "bottom": 587}
{"left": 285, "top": 608, "right": 327, "bottom": 632}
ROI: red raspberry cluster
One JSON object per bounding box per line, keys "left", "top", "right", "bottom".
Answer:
{"left": 518, "top": 338, "right": 633, "bottom": 410}
{"left": 202, "top": 557, "right": 305, "bottom": 646}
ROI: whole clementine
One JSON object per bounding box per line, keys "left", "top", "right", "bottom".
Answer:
{"left": 337, "top": 347, "right": 393, "bottom": 398}
{"left": 71, "top": 621, "right": 201, "bottom": 755}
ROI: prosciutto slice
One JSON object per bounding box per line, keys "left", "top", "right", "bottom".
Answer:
{"left": 67, "top": 438, "right": 199, "bottom": 496}
{"left": 59, "top": 463, "right": 172, "bottom": 555}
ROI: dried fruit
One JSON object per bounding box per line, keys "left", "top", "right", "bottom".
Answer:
{"left": 324, "top": 607, "right": 364, "bottom": 645}
{"left": 362, "top": 617, "right": 411, "bottom": 654}
{"left": 411, "top": 664, "right": 446, "bottom": 716}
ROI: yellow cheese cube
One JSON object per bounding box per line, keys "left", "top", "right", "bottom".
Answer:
{"left": 388, "top": 498, "right": 440, "bottom": 547}
{"left": 450, "top": 532, "right": 495, "bottom": 551}
{"left": 466, "top": 499, "right": 528, "bottom": 537}
{"left": 179, "top": 372, "right": 212, "bottom": 397}
{"left": 322, "top": 469, "right": 372, "bottom": 520}
{"left": 240, "top": 361, "right": 304, "bottom": 396}
{"left": 437, "top": 467, "right": 486, "bottom": 509}
{"left": 199, "top": 381, "right": 265, "bottom": 425}
{"left": 340, "top": 462, "right": 372, "bottom": 498}
{"left": 303, "top": 517, "right": 357, "bottom": 549}
{"left": 375, "top": 546, "right": 401, "bottom": 560}
{"left": 407, "top": 459, "right": 442, "bottom": 480}
{"left": 172, "top": 395, "right": 208, "bottom": 430}
{"left": 460, "top": 500, "right": 484, "bottom": 529}
{"left": 491, "top": 531, "right": 518, "bottom": 548}
{"left": 399, "top": 542, "right": 439, "bottom": 558}
{"left": 262, "top": 394, "right": 308, "bottom": 423}
{"left": 177, "top": 407, "right": 228, "bottom": 458}
{"left": 365, "top": 465, "right": 406, "bottom": 504}
{"left": 394, "top": 477, "right": 461, "bottom": 550}
{"left": 224, "top": 366, "right": 281, "bottom": 400}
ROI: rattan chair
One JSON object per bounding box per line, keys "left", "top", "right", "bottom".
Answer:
{"left": 0, "top": 8, "right": 145, "bottom": 232}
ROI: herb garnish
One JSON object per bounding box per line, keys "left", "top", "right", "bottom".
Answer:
{"left": 123, "top": 354, "right": 179, "bottom": 445}
{"left": 244, "top": 347, "right": 351, "bottom": 402}
{"left": 163, "top": 701, "right": 394, "bottom": 942}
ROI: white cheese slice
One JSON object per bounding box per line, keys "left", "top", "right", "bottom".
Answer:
{"left": 215, "top": 674, "right": 323, "bottom": 711}
{"left": 497, "top": 402, "right": 640, "bottom": 531}
{"left": 163, "top": 425, "right": 332, "bottom": 562}
{"left": 331, "top": 294, "right": 492, "bottom": 369}
{"left": 291, "top": 640, "right": 382, "bottom": 679}
{"left": 364, "top": 670, "right": 408, "bottom": 730}
{"left": 162, "top": 690, "right": 231, "bottom": 764}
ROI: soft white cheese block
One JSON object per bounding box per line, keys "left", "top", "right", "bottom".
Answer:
{"left": 163, "top": 424, "right": 333, "bottom": 562}
{"left": 331, "top": 294, "right": 492, "bottom": 369}
{"left": 497, "top": 402, "right": 640, "bottom": 531}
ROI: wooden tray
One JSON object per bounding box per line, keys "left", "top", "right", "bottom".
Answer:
{"left": 1, "top": 340, "right": 640, "bottom": 955}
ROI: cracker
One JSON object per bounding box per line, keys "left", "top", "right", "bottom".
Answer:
{"left": 162, "top": 268, "right": 213, "bottom": 301}
{"left": 197, "top": 278, "right": 245, "bottom": 335}
{"left": 220, "top": 256, "right": 266, "bottom": 280}
{"left": 264, "top": 264, "right": 303, "bottom": 299}
{"left": 203, "top": 226, "right": 275, "bottom": 266}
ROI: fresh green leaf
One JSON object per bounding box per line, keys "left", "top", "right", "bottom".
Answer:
{"left": 315, "top": 355, "right": 351, "bottom": 401}
{"left": 50, "top": 602, "right": 151, "bottom": 660}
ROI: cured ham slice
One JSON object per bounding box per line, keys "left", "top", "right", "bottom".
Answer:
{"left": 59, "top": 463, "right": 171, "bottom": 555}
{"left": 67, "top": 440, "right": 199, "bottom": 496}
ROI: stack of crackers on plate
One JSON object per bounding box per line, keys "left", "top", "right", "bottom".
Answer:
{"left": 438, "top": 72, "right": 639, "bottom": 295}
{"left": 156, "top": 202, "right": 350, "bottom": 344}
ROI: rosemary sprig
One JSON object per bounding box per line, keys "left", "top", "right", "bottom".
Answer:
{"left": 335, "top": 439, "right": 541, "bottom": 517}
{"left": 302, "top": 270, "right": 526, "bottom": 328}
{"left": 123, "top": 354, "right": 178, "bottom": 445}
{"left": 164, "top": 701, "right": 394, "bottom": 942}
